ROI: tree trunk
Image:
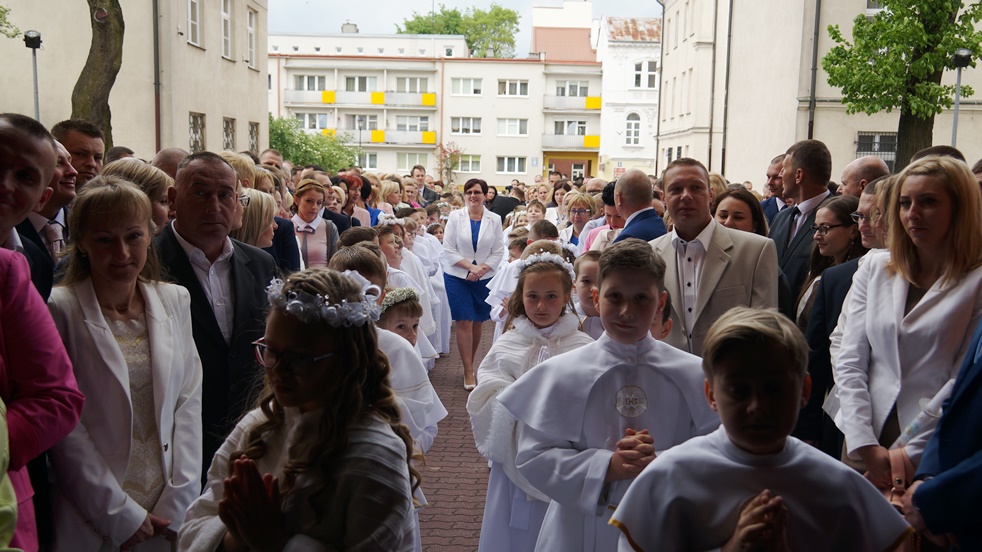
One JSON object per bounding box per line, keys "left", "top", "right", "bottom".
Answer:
{"left": 895, "top": 110, "right": 935, "bottom": 171}
{"left": 71, "top": 0, "right": 124, "bottom": 149}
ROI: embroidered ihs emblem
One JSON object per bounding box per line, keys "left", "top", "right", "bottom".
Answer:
{"left": 615, "top": 386, "right": 647, "bottom": 418}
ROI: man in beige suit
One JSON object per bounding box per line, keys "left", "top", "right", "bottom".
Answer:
{"left": 651, "top": 158, "right": 778, "bottom": 355}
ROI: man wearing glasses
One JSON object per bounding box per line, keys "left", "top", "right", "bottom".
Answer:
{"left": 155, "top": 151, "right": 277, "bottom": 473}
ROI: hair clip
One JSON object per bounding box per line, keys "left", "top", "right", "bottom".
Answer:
{"left": 266, "top": 270, "right": 381, "bottom": 327}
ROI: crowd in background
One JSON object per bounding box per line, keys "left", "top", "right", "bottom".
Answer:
{"left": 1, "top": 110, "right": 981, "bottom": 551}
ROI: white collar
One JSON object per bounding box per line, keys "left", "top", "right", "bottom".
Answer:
{"left": 1, "top": 230, "right": 24, "bottom": 253}
{"left": 671, "top": 217, "right": 716, "bottom": 251}
{"left": 292, "top": 213, "right": 322, "bottom": 230}
{"left": 795, "top": 190, "right": 831, "bottom": 217}
{"left": 624, "top": 206, "right": 655, "bottom": 228}
{"left": 171, "top": 222, "right": 234, "bottom": 266}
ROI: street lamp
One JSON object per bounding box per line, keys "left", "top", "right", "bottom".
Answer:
{"left": 24, "top": 30, "right": 41, "bottom": 121}
{"left": 952, "top": 48, "right": 972, "bottom": 147}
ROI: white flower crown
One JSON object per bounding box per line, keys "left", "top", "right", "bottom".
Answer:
{"left": 380, "top": 286, "right": 421, "bottom": 314}
{"left": 560, "top": 241, "right": 578, "bottom": 256}
{"left": 426, "top": 222, "right": 443, "bottom": 232}
{"left": 266, "top": 270, "right": 381, "bottom": 327}
{"left": 520, "top": 251, "right": 575, "bottom": 280}
{"left": 376, "top": 214, "right": 405, "bottom": 227}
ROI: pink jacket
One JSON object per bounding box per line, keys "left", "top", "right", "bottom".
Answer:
{"left": 0, "top": 249, "right": 84, "bottom": 551}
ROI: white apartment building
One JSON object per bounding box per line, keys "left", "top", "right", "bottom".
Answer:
{"left": 268, "top": 29, "right": 603, "bottom": 187}
{"left": 594, "top": 17, "right": 661, "bottom": 181}
{"left": 658, "top": 0, "right": 982, "bottom": 187}
{"left": 0, "top": 0, "right": 269, "bottom": 158}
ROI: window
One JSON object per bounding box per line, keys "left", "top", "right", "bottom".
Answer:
{"left": 680, "top": 71, "right": 688, "bottom": 115}
{"left": 357, "top": 153, "right": 378, "bottom": 170}
{"left": 396, "top": 116, "right": 429, "bottom": 132}
{"left": 445, "top": 47, "right": 454, "bottom": 57}
{"left": 396, "top": 77, "right": 428, "bottom": 93}
{"left": 398, "top": 153, "right": 427, "bottom": 172}
{"left": 189, "top": 112, "right": 205, "bottom": 153}
{"left": 554, "top": 120, "right": 587, "bottom": 136}
{"left": 496, "top": 156, "right": 527, "bottom": 174}
{"left": 344, "top": 114, "right": 378, "bottom": 130}
{"left": 676, "top": 146, "right": 682, "bottom": 159}
{"left": 498, "top": 79, "right": 529, "bottom": 96}
{"left": 556, "top": 80, "right": 589, "bottom": 97}
{"left": 634, "top": 61, "right": 657, "bottom": 88}
{"left": 497, "top": 118, "right": 528, "bottom": 136}
{"left": 247, "top": 9, "right": 257, "bottom": 67}
{"left": 295, "top": 75, "right": 326, "bottom": 91}
{"left": 223, "top": 118, "right": 236, "bottom": 150}
{"left": 459, "top": 154, "right": 481, "bottom": 172}
{"left": 856, "top": 131, "right": 897, "bottom": 171}
{"left": 450, "top": 117, "right": 481, "bottom": 135}
{"left": 665, "top": 146, "right": 673, "bottom": 165}
{"left": 356, "top": 47, "right": 364, "bottom": 54}
{"left": 221, "top": 0, "right": 231, "bottom": 59}
{"left": 571, "top": 163, "right": 585, "bottom": 178}
{"left": 451, "top": 78, "right": 482, "bottom": 96}
{"left": 187, "top": 0, "right": 200, "bottom": 46}
{"left": 674, "top": 10, "right": 680, "bottom": 48}
{"left": 295, "top": 113, "right": 329, "bottom": 130}
{"left": 345, "top": 76, "right": 377, "bottom": 92}
{"left": 625, "top": 113, "right": 641, "bottom": 145}
{"left": 248, "top": 122, "right": 259, "bottom": 153}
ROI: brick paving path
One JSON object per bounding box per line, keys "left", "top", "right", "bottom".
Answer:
{"left": 418, "top": 325, "right": 493, "bottom": 551}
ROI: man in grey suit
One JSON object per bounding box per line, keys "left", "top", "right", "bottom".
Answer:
{"left": 769, "top": 140, "right": 832, "bottom": 299}
{"left": 650, "top": 158, "right": 778, "bottom": 356}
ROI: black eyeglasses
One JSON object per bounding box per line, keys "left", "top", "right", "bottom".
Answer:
{"left": 810, "top": 223, "right": 848, "bottom": 236}
{"left": 252, "top": 337, "right": 334, "bottom": 376}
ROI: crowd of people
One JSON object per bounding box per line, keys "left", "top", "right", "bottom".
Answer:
{"left": 1, "top": 109, "right": 980, "bottom": 551}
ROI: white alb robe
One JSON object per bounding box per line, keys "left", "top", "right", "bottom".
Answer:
{"left": 467, "top": 314, "right": 594, "bottom": 552}
{"left": 610, "top": 426, "right": 912, "bottom": 552}
{"left": 484, "top": 260, "right": 522, "bottom": 340}
{"left": 497, "top": 333, "right": 719, "bottom": 552}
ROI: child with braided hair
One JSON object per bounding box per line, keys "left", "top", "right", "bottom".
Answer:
{"left": 178, "top": 268, "right": 419, "bottom": 551}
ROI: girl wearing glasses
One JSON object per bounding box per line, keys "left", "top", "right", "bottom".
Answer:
{"left": 180, "top": 268, "right": 419, "bottom": 551}
{"left": 834, "top": 156, "right": 982, "bottom": 508}
{"left": 47, "top": 177, "right": 203, "bottom": 551}
{"left": 795, "top": 195, "right": 866, "bottom": 330}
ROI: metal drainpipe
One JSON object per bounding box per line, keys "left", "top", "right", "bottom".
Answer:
{"left": 152, "top": 0, "right": 161, "bottom": 152}
{"left": 720, "top": 0, "right": 734, "bottom": 174}
{"left": 807, "top": 0, "right": 822, "bottom": 139}
{"left": 708, "top": 0, "right": 720, "bottom": 170}
{"left": 655, "top": 0, "right": 665, "bottom": 176}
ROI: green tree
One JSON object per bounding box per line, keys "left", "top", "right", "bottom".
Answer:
{"left": 268, "top": 115, "right": 360, "bottom": 173}
{"left": 397, "top": 3, "right": 521, "bottom": 58}
{"left": 823, "top": 1, "right": 982, "bottom": 169}
{"left": 0, "top": 5, "right": 20, "bottom": 39}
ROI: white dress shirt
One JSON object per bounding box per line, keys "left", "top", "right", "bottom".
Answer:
{"left": 172, "top": 224, "right": 235, "bottom": 343}
{"left": 671, "top": 218, "right": 717, "bottom": 342}
{"left": 791, "top": 190, "right": 830, "bottom": 238}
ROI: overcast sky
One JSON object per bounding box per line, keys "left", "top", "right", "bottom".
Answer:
{"left": 269, "top": 0, "right": 662, "bottom": 56}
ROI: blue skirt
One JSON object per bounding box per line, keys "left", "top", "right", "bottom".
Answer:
{"left": 444, "top": 273, "right": 493, "bottom": 322}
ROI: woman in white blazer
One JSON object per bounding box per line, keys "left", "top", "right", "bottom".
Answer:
{"left": 444, "top": 179, "right": 504, "bottom": 390}
{"left": 834, "top": 156, "right": 982, "bottom": 489}
{"left": 47, "top": 177, "right": 202, "bottom": 552}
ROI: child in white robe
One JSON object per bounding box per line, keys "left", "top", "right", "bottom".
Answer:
{"left": 610, "top": 307, "right": 912, "bottom": 552}
{"left": 467, "top": 245, "right": 594, "bottom": 552}
{"left": 573, "top": 250, "right": 604, "bottom": 339}
{"left": 377, "top": 287, "right": 439, "bottom": 372}
{"left": 178, "top": 269, "right": 418, "bottom": 551}
{"left": 486, "top": 222, "right": 560, "bottom": 340}
{"left": 497, "top": 239, "right": 719, "bottom": 552}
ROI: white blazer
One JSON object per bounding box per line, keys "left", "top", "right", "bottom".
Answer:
{"left": 834, "top": 251, "right": 982, "bottom": 463}
{"left": 443, "top": 207, "right": 504, "bottom": 280}
{"left": 47, "top": 279, "right": 203, "bottom": 552}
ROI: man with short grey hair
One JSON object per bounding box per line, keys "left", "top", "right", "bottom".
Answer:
{"left": 155, "top": 151, "right": 276, "bottom": 472}
{"left": 612, "top": 169, "right": 666, "bottom": 243}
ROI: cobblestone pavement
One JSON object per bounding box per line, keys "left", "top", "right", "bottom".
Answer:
{"left": 418, "top": 325, "right": 493, "bottom": 551}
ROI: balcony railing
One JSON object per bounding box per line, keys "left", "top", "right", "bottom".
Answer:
{"left": 543, "top": 95, "right": 602, "bottom": 110}
{"left": 283, "top": 89, "right": 437, "bottom": 108}
{"left": 309, "top": 128, "right": 436, "bottom": 146}
{"left": 542, "top": 134, "right": 600, "bottom": 150}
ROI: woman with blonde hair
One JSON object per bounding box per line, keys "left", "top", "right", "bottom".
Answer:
{"left": 291, "top": 179, "right": 340, "bottom": 268}
{"left": 48, "top": 176, "right": 202, "bottom": 551}
{"left": 101, "top": 158, "right": 173, "bottom": 231}
{"left": 231, "top": 188, "right": 278, "bottom": 249}
{"left": 558, "top": 193, "right": 595, "bottom": 254}
{"left": 834, "top": 155, "right": 982, "bottom": 491}
{"left": 380, "top": 180, "right": 404, "bottom": 214}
